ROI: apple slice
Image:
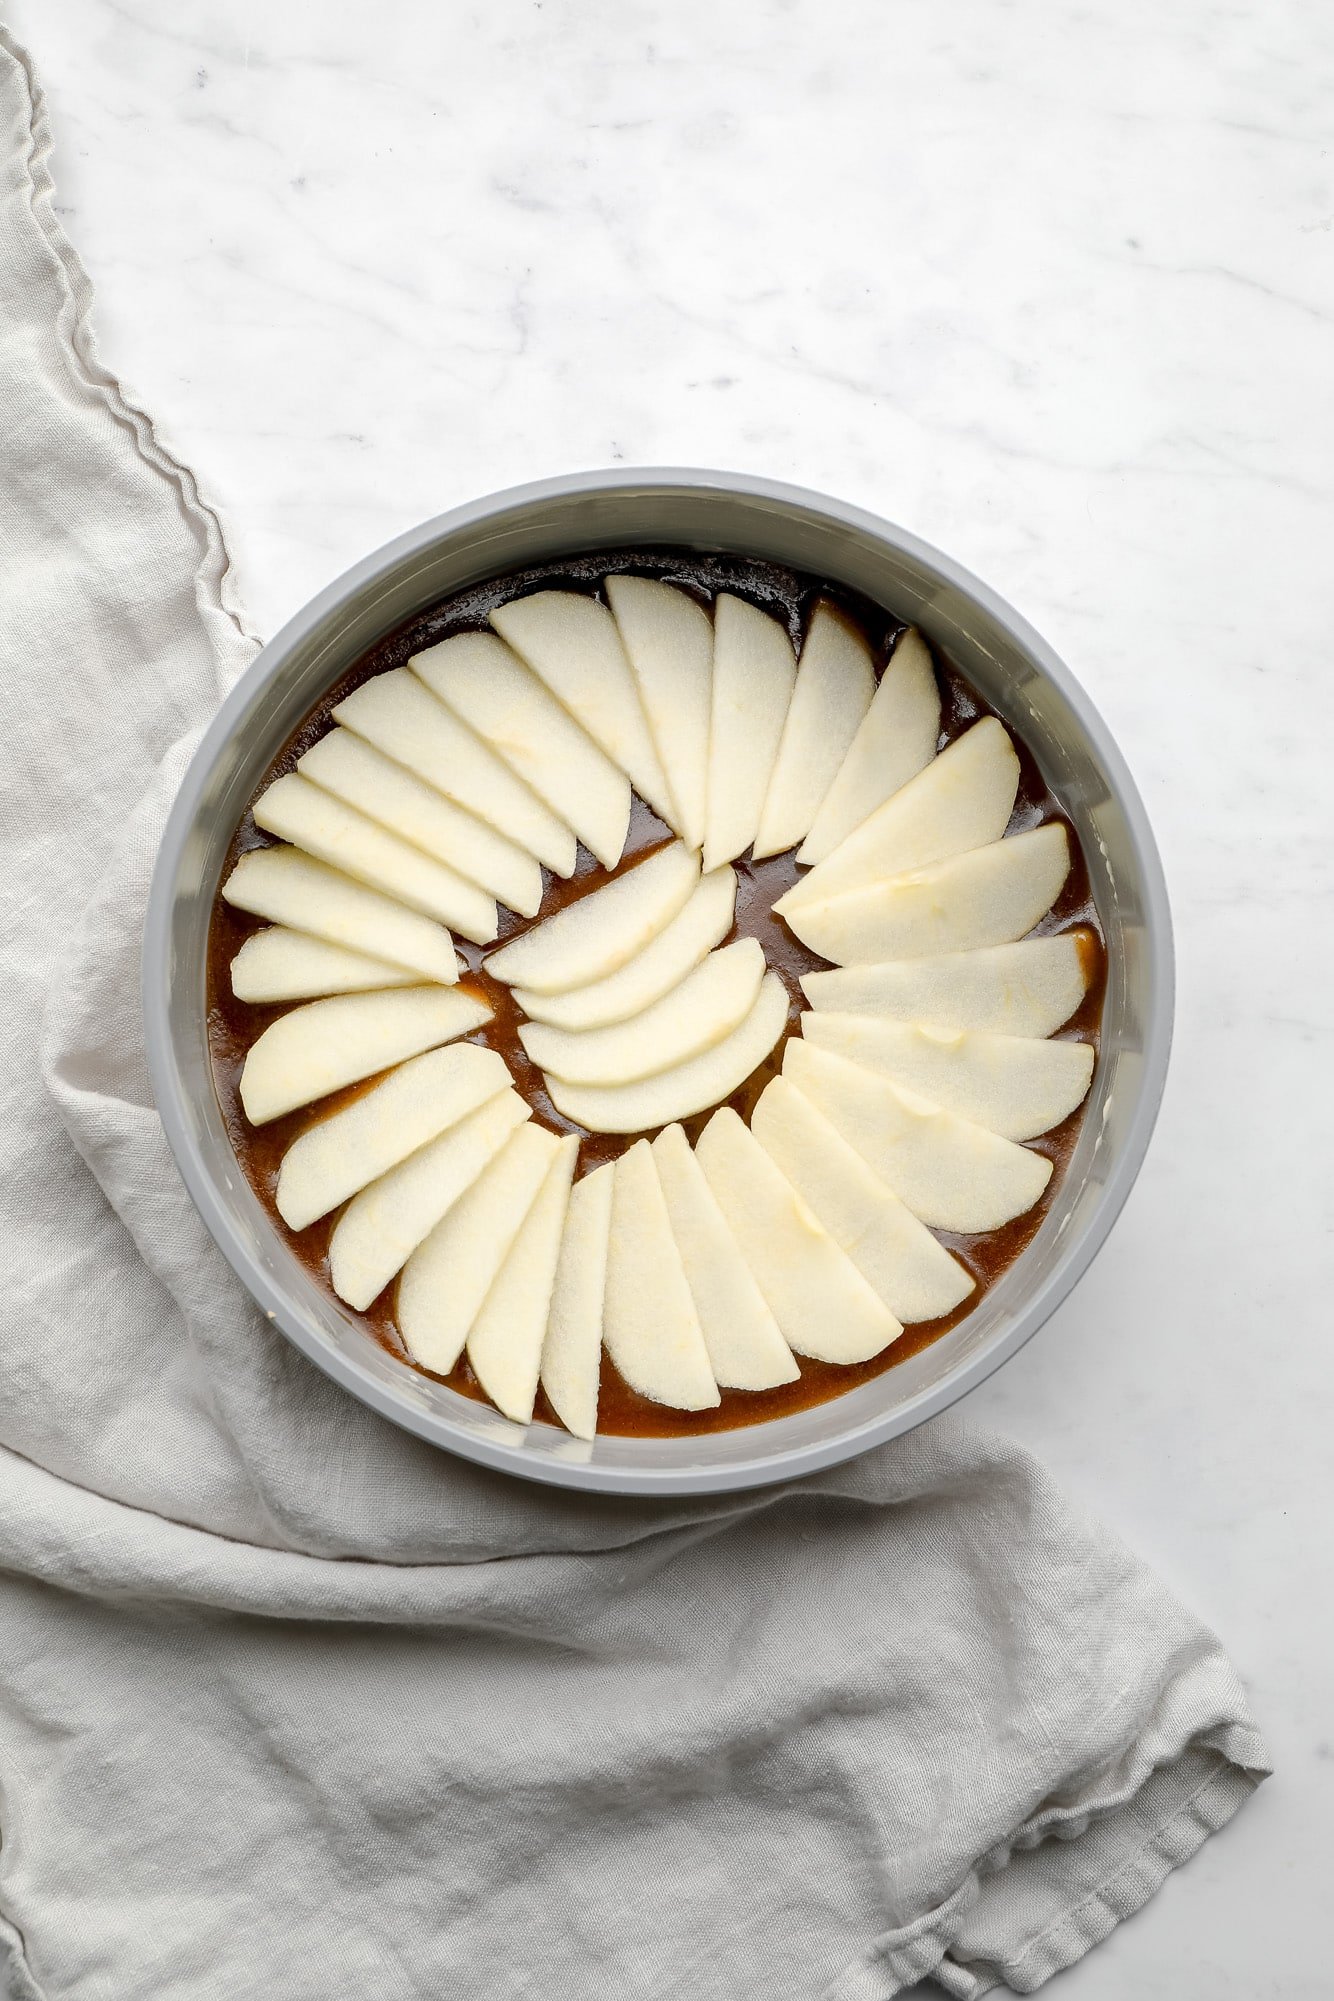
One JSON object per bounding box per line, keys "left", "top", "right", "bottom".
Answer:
{"left": 485, "top": 841, "right": 698, "bottom": 994}
{"left": 518, "top": 938, "right": 765, "bottom": 1086}
{"left": 398, "top": 1125, "right": 561, "bottom": 1376}
{"left": 702, "top": 594, "right": 797, "bottom": 871}
{"left": 601, "top": 1140, "right": 719, "bottom": 1410}
{"left": 651, "top": 1123, "right": 798, "bottom": 1390}
{"left": 329, "top": 1090, "right": 529, "bottom": 1311}
{"left": 334, "top": 668, "right": 576, "bottom": 876}
{"left": 411, "top": 632, "right": 631, "bottom": 870}
{"left": 539, "top": 1162, "right": 614, "bottom": 1440}
{"left": 237, "top": 984, "right": 489, "bottom": 1126}
{"left": 798, "top": 627, "right": 941, "bottom": 864}
{"left": 222, "top": 848, "right": 459, "bottom": 985}
{"left": 801, "top": 932, "right": 1095, "bottom": 1039}
{"left": 694, "top": 1109, "right": 902, "bottom": 1364}
{"left": 297, "top": 728, "right": 543, "bottom": 917}
{"left": 230, "top": 927, "right": 415, "bottom": 1003}
{"left": 780, "top": 716, "right": 1019, "bottom": 913}
{"left": 467, "top": 1134, "right": 578, "bottom": 1423}
{"left": 514, "top": 867, "right": 737, "bottom": 1031}
{"left": 750, "top": 1077, "right": 974, "bottom": 1323}
{"left": 489, "top": 591, "right": 676, "bottom": 827}
{"left": 605, "top": 575, "right": 713, "bottom": 852}
{"left": 801, "top": 1015, "right": 1095, "bottom": 1142}
{"left": 783, "top": 823, "right": 1071, "bottom": 965}
{"left": 545, "top": 971, "right": 788, "bottom": 1134}
{"left": 752, "top": 605, "right": 876, "bottom": 860}
{"left": 274, "top": 1043, "right": 510, "bottom": 1230}
{"left": 253, "top": 775, "right": 498, "bottom": 945}
{"left": 782, "top": 1041, "right": 1052, "bottom": 1231}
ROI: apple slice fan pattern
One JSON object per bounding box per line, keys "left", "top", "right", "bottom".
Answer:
{"left": 219, "top": 579, "right": 1098, "bottom": 1439}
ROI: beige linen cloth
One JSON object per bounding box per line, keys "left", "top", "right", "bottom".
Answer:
{"left": 0, "top": 29, "right": 1268, "bottom": 2000}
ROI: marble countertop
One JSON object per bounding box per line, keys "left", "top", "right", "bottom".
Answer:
{"left": 13, "top": 0, "right": 1331, "bottom": 1990}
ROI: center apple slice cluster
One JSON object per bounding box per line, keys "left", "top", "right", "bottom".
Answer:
{"left": 219, "top": 573, "right": 1098, "bottom": 1439}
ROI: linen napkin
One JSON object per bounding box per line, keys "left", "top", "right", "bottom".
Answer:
{"left": 0, "top": 27, "right": 1268, "bottom": 1999}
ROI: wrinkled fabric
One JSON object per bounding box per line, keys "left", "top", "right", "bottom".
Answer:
{"left": 0, "top": 27, "right": 1267, "bottom": 2000}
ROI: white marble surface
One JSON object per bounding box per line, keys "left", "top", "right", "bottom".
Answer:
{"left": 12, "top": 0, "right": 1333, "bottom": 1990}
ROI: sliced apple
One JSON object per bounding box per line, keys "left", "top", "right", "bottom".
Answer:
{"left": 467, "top": 1134, "right": 578, "bottom": 1423}
{"left": 601, "top": 1140, "right": 719, "bottom": 1410}
{"left": 780, "top": 716, "right": 1019, "bottom": 913}
{"left": 605, "top": 575, "right": 712, "bottom": 852}
{"left": 783, "top": 823, "right": 1071, "bottom": 965}
{"left": 329, "top": 1090, "right": 529, "bottom": 1311}
{"left": 485, "top": 841, "right": 698, "bottom": 994}
{"left": 237, "top": 984, "right": 489, "bottom": 1126}
{"left": 489, "top": 591, "right": 676, "bottom": 826}
{"left": 545, "top": 971, "right": 788, "bottom": 1134}
{"left": 222, "top": 847, "right": 459, "bottom": 986}
{"left": 651, "top": 1122, "right": 798, "bottom": 1390}
{"left": 539, "top": 1162, "right": 614, "bottom": 1440}
{"left": 252, "top": 774, "right": 498, "bottom": 945}
{"left": 334, "top": 668, "right": 576, "bottom": 876}
{"left": 411, "top": 632, "right": 631, "bottom": 870}
{"left": 750, "top": 1077, "right": 974, "bottom": 1324}
{"left": 518, "top": 938, "right": 765, "bottom": 1087}
{"left": 274, "top": 1043, "right": 510, "bottom": 1231}
{"left": 801, "top": 1015, "right": 1095, "bottom": 1142}
{"left": 230, "top": 926, "right": 415, "bottom": 1003}
{"left": 297, "top": 727, "right": 543, "bottom": 917}
{"left": 798, "top": 626, "right": 941, "bottom": 865}
{"left": 397, "top": 1125, "right": 561, "bottom": 1376}
{"left": 782, "top": 1041, "right": 1052, "bottom": 1231}
{"left": 702, "top": 594, "right": 797, "bottom": 871}
{"left": 694, "top": 1108, "right": 902, "bottom": 1363}
{"left": 801, "top": 932, "right": 1095, "bottom": 1039}
{"left": 752, "top": 605, "right": 876, "bottom": 859}
{"left": 514, "top": 867, "right": 737, "bottom": 1032}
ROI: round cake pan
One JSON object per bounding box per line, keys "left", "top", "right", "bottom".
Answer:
{"left": 143, "top": 470, "right": 1174, "bottom": 1495}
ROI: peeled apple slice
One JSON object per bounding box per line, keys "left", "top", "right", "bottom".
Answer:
{"left": 798, "top": 627, "right": 941, "bottom": 865}
{"left": 651, "top": 1123, "right": 798, "bottom": 1390}
{"left": 485, "top": 841, "right": 698, "bottom": 994}
{"left": 802, "top": 1015, "right": 1095, "bottom": 1142}
{"left": 539, "top": 1162, "right": 614, "bottom": 1439}
{"left": 412, "top": 632, "right": 631, "bottom": 871}
{"left": 222, "top": 848, "right": 458, "bottom": 986}
{"left": 800, "top": 933, "right": 1095, "bottom": 1039}
{"left": 467, "top": 1134, "right": 578, "bottom": 1423}
{"left": 780, "top": 716, "right": 1019, "bottom": 912}
{"left": 514, "top": 867, "right": 737, "bottom": 1032}
{"left": 330, "top": 1090, "right": 528, "bottom": 1311}
{"left": 601, "top": 1140, "right": 719, "bottom": 1410}
{"left": 230, "top": 927, "right": 415, "bottom": 1003}
{"left": 783, "top": 1040, "right": 1051, "bottom": 1232}
{"left": 605, "top": 574, "right": 713, "bottom": 853}
{"left": 518, "top": 938, "right": 765, "bottom": 1086}
{"left": 398, "top": 1125, "right": 560, "bottom": 1376}
{"left": 750, "top": 1077, "right": 974, "bottom": 1324}
{"left": 694, "top": 1109, "right": 901, "bottom": 1364}
{"left": 334, "top": 668, "right": 577, "bottom": 876}
{"left": 752, "top": 605, "right": 876, "bottom": 859}
{"left": 297, "top": 727, "right": 543, "bottom": 917}
{"left": 489, "top": 592, "right": 676, "bottom": 827}
{"left": 702, "top": 594, "right": 797, "bottom": 871}
{"left": 274, "top": 1043, "right": 510, "bottom": 1230}
{"left": 237, "top": 985, "right": 489, "bottom": 1126}
{"left": 783, "top": 823, "right": 1071, "bottom": 965}
{"left": 253, "top": 774, "right": 498, "bottom": 945}
{"left": 545, "top": 971, "right": 788, "bottom": 1134}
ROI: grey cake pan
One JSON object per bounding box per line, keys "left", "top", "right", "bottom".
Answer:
{"left": 143, "top": 470, "right": 1174, "bottom": 1495}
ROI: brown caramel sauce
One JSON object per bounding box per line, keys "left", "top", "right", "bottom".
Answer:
{"left": 206, "top": 550, "right": 1106, "bottom": 1438}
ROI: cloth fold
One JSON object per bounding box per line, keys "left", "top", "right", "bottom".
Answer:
{"left": 0, "top": 25, "right": 1267, "bottom": 1999}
